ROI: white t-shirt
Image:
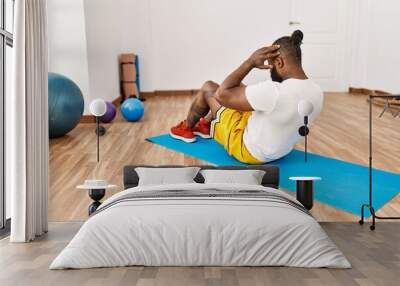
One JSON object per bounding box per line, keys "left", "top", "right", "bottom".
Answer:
{"left": 244, "top": 79, "right": 323, "bottom": 162}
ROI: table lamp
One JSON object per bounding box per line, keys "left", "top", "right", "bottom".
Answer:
{"left": 90, "top": 99, "right": 107, "bottom": 162}
{"left": 298, "top": 100, "right": 314, "bottom": 162}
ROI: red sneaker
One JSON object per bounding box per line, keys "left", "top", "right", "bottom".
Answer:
{"left": 193, "top": 118, "right": 211, "bottom": 139}
{"left": 170, "top": 121, "right": 196, "bottom": 143}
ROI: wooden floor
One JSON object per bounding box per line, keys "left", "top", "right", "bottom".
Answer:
{"left": 49, "top": 92, "right": 400, "bottom": 222}
{"left": 3, "top": 92, "right": 400, "bottom": 285}
{"left": 1, "top": 222, "right": 400, "bottom": 286}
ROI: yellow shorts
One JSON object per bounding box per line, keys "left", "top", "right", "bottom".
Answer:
{"left": 210, "top": 107, "right": 264, "bottom": 165}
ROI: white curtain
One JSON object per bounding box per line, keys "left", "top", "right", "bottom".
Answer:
{"left": 8, "top": 0, "right": 49, "bottom": 242}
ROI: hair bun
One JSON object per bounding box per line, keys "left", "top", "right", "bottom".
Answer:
{"left": 291, "top": 30, "right": 303, "bottom": 45}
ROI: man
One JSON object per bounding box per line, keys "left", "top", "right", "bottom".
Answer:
{"left": 170, "top": 30, "right": 323, "bottom": 164}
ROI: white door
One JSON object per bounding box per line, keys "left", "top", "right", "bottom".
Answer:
{"left": 289, "top": 0, "right": 351, "bottom": 91}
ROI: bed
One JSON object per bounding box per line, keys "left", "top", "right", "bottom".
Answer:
{"left": 50, "top": 165, "right": 350, "bottom": 269}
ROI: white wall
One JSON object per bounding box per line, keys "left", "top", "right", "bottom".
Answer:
{"left": 83, "top": 0, "right": 153, "bottom": 104}
{"left": 47, "top": 0, "right": 400, "bottom": 103}
{"left": 350, "top": 0, "right": 400, "bottom": 93}
{"left": 149, "top": 0, "right": 291, "bottom": 89}
{"left": 47, "top": 0, "right": 91, "bottom": 113}
{"left": 83, "top": 0, "right": 290, "bottom": 97}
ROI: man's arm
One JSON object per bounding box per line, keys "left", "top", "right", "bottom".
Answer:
{"left": 215, "top": 45, "right": 280, "bottom": 111}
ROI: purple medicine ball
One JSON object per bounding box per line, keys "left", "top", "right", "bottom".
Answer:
{"left": 100, "top": 101, "right": 117, "bottom": 123}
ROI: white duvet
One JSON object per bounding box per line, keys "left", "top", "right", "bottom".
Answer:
{"left": 50, "top": 183, "right": 350, "bottom": 269}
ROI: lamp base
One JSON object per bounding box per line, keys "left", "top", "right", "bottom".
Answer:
{"left": 95, "top": 126, "right": 106, "bottom": 136}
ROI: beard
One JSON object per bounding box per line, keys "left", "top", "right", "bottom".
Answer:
{"left": 270, "top": 67, "right": 283, "bottom": 83}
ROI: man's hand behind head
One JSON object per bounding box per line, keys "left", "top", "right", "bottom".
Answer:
{"left": 248, "top": 45, "right": 280, "bottom": 70}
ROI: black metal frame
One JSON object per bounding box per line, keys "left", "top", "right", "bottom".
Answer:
{"left": 298, "top": 116, "right": 310, "bottom": 162}
{"left": 359, "top": 95, "right": 400, "bottom": 230}
{"left": 296, "top": 180, "right": 314, "bottom": 210}
{"left": 0, "top": 0, "right": 14, "bottom": 231}
{"left": 94, "top": 117, "right": 106, "bottom": 162}
{"left": 88, "top": 189, "right": 106, "bottom": 215}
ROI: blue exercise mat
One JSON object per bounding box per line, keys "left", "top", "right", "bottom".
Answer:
{"left": 146, "top": 134, "right": 400, "bottom": 217}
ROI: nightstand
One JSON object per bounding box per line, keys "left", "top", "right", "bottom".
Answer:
{"left": 77, "top": 181, "right": 117, "bottom": 215}
{"left": 289, "top": 177, "right": 321, "bottom": 210}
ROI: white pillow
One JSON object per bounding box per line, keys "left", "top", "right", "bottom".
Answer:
{"left": 200, "top": 169, "right": 266, "bottom": 185}
{"left": 135, "top": 167, "right": 200, "bottom": 186}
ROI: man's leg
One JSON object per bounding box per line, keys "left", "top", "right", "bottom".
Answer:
{"left": 170, "top": 81, "right": 221, "bottom": 142}
{"left": 186, "top": 81, "right": 222, "bottom": 128}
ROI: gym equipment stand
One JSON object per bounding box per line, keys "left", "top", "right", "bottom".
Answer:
{"left": 359, "top": 94, "right": 400, "bottom": 230}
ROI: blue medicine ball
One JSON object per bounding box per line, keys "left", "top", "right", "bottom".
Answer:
{"left": 48, "top": 73, "right": 84, "bottom": 138}
{"left": 121, "top": 98, "right": 144, "bottom": 122}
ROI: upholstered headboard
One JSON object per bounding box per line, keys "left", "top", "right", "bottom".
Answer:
{"left": 123, "top": 165, "right": 280, "bottom": 189}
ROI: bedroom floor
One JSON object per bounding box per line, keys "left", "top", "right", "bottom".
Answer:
{"left": 49, "top": 92, "right": 400, "bottom": 222}
{"left": 1, "top": 222, "right": 399, "bottom": 286}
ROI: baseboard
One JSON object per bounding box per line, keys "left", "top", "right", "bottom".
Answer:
{"left": 80, "top": 88, "right": 394, "bottom": 124}
{"left": 348, "top": 87, "right": 391, "bottom": 96}
{"left": 79, "top": 91, "right": 197, "bottom": 124}
{"left": 370, "top": 98, "right": 400, "bottom": 108}
{"left": 80, "top": 115, "right": 96, "bottom": 123}
{"left": 80, "top": 95, "right": 123, "bottom": 124}
{"left": 348, "top": 87, "right": 400, "bottom": 108}
{"left": 142, "top": 89, "right": 199, "bottom": 97}
{"left": 112, "top": 96, "right": 122, "bottom": 107}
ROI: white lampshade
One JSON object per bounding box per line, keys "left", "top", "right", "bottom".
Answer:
{"left": 90, "top": 99, "right": 107, "bottom": 117}
{"left": 298, "top": 100, "right": 314, "bottom": 117}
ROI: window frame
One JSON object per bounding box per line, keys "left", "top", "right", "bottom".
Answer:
{"left": 0, "top": 0, "right": 14, "bottom": 232}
